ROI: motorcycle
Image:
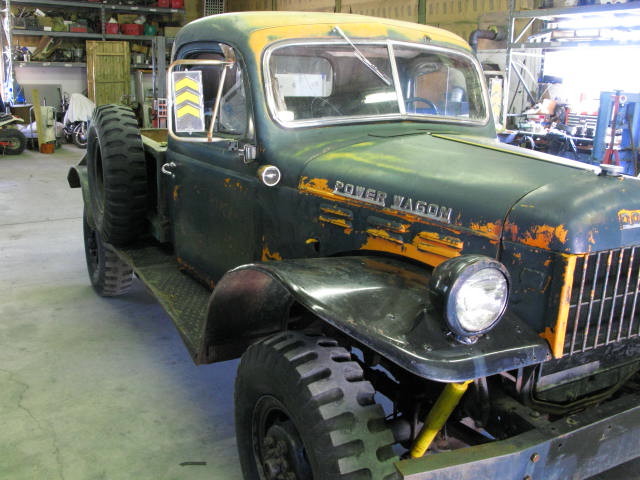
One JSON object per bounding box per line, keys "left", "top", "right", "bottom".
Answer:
{"left": 0, "top": 114, "right": 27, "bottom": 155}
{"left": 63, "top": 120, "right": 88, "bottom": 149}
{"left": 62, "top": 93, "right": 94, "bottom": 149}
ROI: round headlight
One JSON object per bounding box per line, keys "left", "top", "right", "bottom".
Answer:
{"left": 429, "top": 255, "right": 510, "bottom": 341}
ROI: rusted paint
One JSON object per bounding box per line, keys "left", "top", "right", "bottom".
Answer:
{"left": 513, "top": 252, "right": 522, "bottom": 260}
{"left": 543, "top": 259, "right": 551, "bottom": 267}
{"left": 416, "top": 231, "right": 463, "bottom": 249}
{"left": 173, "top": 185, "right": 181, "bottom": 201}
{"left": 223, "top": 178, "right": 245, "bottom": 191}
{"left": 320, "top": 205, "right": 352, "bottom": 218}
{"left": 520, "top": 224, "right": 568, "bottom": 250}
{"left": 540, "top": 254, "right": 577, "bottom": 358}
{"left": 360, "top": 231, "right": 460, "bottom": 267}
{"left": 261, "top": 246, "right": 283, "bottom": 262}
{"left": 319, "top": 215, "right": 353, "bottom": 234}
{"left": 469, "top": 221, "right": 502, "bottom": 240}
{"left": 366, "top": 228, "right": 404, "bottom": 244}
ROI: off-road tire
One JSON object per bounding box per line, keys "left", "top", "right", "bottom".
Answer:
{"left": 235, "top": 331, "right": 400, "bottom": 480}
{"left": 83, "top": 210, "right": 133, "bottom": 297}
{"left": 0, "top": 129, "right": 26, "bottom": 155}
{"left": 87, "top": 104, "right": 146, "bottom": 246}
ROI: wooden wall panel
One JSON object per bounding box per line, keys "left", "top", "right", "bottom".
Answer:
{"left": 86, "top": 41, "right": 130, "bottom": 106}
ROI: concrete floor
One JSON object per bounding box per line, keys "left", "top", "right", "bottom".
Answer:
{"left": 0, "top": 145, "right": 638, "bottom": 480}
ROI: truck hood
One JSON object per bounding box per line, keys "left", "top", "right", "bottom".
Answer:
{"left": 297, "top": 131, "right": 640, "bottom": 253}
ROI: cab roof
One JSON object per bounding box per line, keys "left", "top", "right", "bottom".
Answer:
{"left": 174, "top": 11, "right": 471, "bottom": 54}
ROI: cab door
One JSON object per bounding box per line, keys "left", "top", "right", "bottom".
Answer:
{"left": 164, "top": 45, "right": 260, "bottom": 284}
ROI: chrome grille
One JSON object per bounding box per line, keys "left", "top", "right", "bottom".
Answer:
{"left": 566, "top": 247, "right": 640, "bottom": 355}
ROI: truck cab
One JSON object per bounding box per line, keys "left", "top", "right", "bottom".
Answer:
{"left": 69, "top": 12, "right": 640, "bottom": 480}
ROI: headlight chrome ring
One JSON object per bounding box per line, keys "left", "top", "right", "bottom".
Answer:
{"left": 429, "top": 255, "right": 510, "bottom": 343}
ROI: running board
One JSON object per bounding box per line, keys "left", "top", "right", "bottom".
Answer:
{"left": 117, "top": 243, "right": 211, "bottom": 362}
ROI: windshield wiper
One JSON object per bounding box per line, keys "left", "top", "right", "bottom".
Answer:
{"left": 332, "top": 26, "right": 392, "bottom": 86}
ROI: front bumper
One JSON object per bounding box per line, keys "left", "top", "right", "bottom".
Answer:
{"left": 395, "top": 392, "right": 640, "bottom": 480}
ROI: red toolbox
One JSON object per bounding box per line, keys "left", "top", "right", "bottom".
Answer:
{"left": 171, "top": 0, "right": 184, "bottom": 8}
{"left": 156, "top": 0, "right": 171, "bottom": 7}
{"left": 121, "top": 23, "right": 144, "bottom": 35}
{"left": 104, "top": 23, "right": 119, "bottom": 34}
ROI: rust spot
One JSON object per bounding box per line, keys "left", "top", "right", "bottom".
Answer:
{"left": 261, "top": 246, "right": 283, "bottom": 261}
{"left": 521, "top": 224, "right": 568, "bottom": 250}
{"left": 223, "top": 178, "right": 245, "bottom": 191}
{"left": 173, "top": 185, "right": 181, "bottom": 201}
{"left": 513, "top": 252, "right": 522, "bottom": 260}
{"left": 543, "top": 259, "right": 551, "bottom": 267}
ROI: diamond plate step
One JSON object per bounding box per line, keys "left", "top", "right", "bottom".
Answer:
{"left": 118, "top": 243, "right": 211, "bottom": 360}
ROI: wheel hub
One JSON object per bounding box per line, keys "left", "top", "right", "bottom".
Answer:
{"left": 254, "top": 397, "right": 311, "bottom": 480}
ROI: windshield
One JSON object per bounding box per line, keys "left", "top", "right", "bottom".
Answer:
{"left": 265, "top": 41, "right": 488, "bottom": 126}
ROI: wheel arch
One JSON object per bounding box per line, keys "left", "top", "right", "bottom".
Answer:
{"left": 198, "top": 256, "right": 550, "bottom": 381}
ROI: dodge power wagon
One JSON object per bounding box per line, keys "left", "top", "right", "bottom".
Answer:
{"left": 68, "top": 11, "right": 640, "bottom": 480}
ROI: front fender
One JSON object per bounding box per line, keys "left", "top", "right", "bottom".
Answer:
{"left": 67, "top": 156, "right": 93, "bottom": 225}
{"left": 200, "top": 256, "right": 550, "bottom": 382}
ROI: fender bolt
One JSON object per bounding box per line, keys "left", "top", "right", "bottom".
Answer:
{"left": 530, "top": 453, "right": 540, "bottom": 463}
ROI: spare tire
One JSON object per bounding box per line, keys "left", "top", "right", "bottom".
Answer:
{"left": 87, "top": 105, "right": 147, "bottom": 246}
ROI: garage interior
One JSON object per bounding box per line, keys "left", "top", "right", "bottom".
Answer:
{"left": 1, "top": 1, "right": 640, "bottom": 479}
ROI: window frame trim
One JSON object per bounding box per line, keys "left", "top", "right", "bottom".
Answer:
{"left": 262, "top": 39, "right": 491, "bottom": 129}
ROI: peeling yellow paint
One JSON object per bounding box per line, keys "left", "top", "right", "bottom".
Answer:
{"left": 359, "top": 230, "right": 461, "bottom": 267}
{"left": 319, "top": 215, "right": 353, "bottom": 234}
{"left": 416, "top": 231, "right": 463, "bottom": 249}
{"left": 366, "top": 228, "right": 403, "bottom": 244}
{"left": 540, "top": 254, "right": 578, "bottom": 358}
{"left": 469, "top": 221, "right": 502, "bottom": 240}
{"left": 173, "top": 185, "right": 180, "bottom": 201}
{"left": 261, "top": 246, "right": 283, "bottom": 261}
{"left": 521, "top": 224, "right": 568, "bottom": 250}
{"left": 320, "top": 205, "right": 352, "bottom": 218}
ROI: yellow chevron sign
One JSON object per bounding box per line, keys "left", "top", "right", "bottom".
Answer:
{"left": 176, "top": 104, "right": 202, "bottom": 119}
{"left": 172, "top": 71, "right": 205, "bottom": 132}
{"left": 175, "top": 76, "right": 200, "bottom": 93}
{"left": 175, "top": 90, "right": 200, "bottom": 106}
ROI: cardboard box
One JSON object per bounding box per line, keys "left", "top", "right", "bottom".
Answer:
{"left": 163, "top": 26, "right": 181, "bottom": 37}
{"left": 117, "top": 14, "right": 140, "bottom": 24}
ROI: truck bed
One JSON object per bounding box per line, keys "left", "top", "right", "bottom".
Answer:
{"left": 117, "top": 242, "right": 211, "bottom": 362}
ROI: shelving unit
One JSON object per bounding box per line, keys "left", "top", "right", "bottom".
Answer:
{"left": 11, "top": 0, "right": 183, "bottom": 16}
{"left": 1, "top": 0, "right": 183, "bottom": 102}
{"left": 502, "top": 0, "right": 640, "bottom": 126}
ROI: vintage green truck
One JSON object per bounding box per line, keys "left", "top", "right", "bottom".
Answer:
{"left": 68, "top": 11, "right": 640, "bottom": 480}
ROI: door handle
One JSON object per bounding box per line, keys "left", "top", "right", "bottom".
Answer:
{"left": 161, "top": 161, "right": 176, "bottom": 177}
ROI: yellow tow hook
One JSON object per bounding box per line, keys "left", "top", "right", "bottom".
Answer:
{"left": 410, "top": 381, "right": 472, "bottom": 458}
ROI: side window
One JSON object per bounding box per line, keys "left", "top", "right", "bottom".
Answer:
{"left": 170, "top": 46, "right": 249, "bottom": 141}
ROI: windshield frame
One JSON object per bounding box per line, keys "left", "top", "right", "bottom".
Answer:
{"left": 262, "top": 38, "right": 491, "bottom": 129}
